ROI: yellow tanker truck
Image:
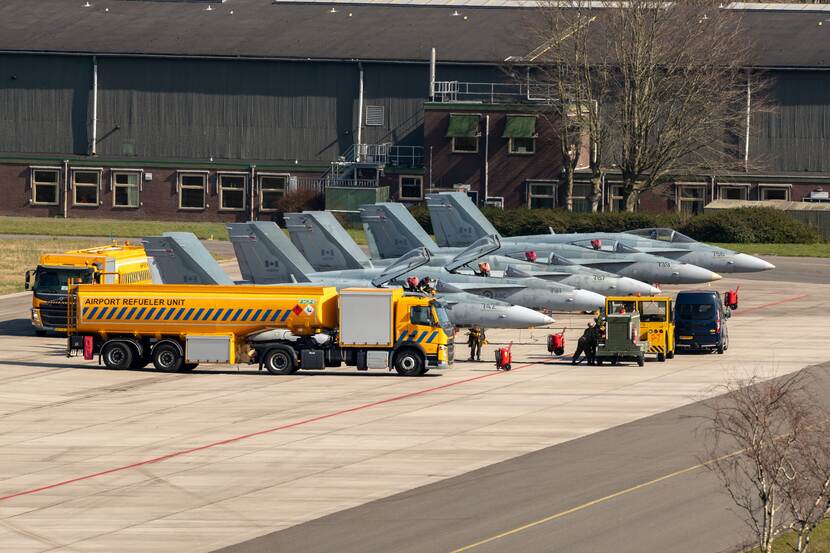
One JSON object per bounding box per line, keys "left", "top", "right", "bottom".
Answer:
{"left": 66, "top": 283, "right": 453, "bottom": 376}
{"left": 26, "top": 243, "right": 152, "bottom": 335}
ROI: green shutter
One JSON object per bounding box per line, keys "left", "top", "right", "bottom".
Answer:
{"left": 446, "top": 114, "right": 480, "bottom": 137}
{"left": 502, "top": 115, "right": 537, "bottom": 138}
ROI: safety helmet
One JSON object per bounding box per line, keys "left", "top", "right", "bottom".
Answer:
{"left": 524, "top": 250, "right": 538, "bottom": 262}
{"left": 478, "top": 262, "right": 491, "bottom": 273}
{"left": 406, "top": 276, "right": 419, "bottom": 289}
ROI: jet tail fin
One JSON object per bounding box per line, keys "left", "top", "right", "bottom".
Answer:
{"left": 227, "top": 222, "right": 313, "bottom": 284}
{"left": 359, "top": 203, "right": 439, "bottom": 259}
{"left": 284, "top": 211, "right": 372, "bottom": 271}
{"left": 142, "top": 233, "right": 235, "bottom": 285}
{"left": 426, "top": 192, "right": 500, "bottom": 247}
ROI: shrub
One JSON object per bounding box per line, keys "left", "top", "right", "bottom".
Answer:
{"left": 679, "top": 208, "right": 822, "bottom": 244}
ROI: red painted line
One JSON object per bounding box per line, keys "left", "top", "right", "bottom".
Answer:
{"left": 732, "top": 294, "right": 808, "bottom": 316}
{"left": 0, "top": 362, "right": 534, "bottom": 502}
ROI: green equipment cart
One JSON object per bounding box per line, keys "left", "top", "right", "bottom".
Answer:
{"left": 595, "top": 312, "right": 649, "bottom": 367}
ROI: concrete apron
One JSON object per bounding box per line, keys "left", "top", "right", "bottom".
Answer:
{"left": 0, "top": 269, "right": 826, "bottom": 552}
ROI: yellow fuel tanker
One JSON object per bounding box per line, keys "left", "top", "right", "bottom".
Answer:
{"left": 67, "top": 284, "right": 453, "bottom": 376}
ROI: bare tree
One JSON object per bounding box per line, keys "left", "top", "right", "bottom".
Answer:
{"left": 529, "top": 0, "right": 610, "bottom": 211}
{"left": 703, "top": 372, "right": 830, "bottom": 553}
{"left": 530, "top": 1, "right": 755, "bottom": 211}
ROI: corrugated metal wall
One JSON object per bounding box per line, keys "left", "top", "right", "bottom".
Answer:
{"left": 0, "top": 54, "right": 90, "bottom": 155}
{"left": 751, "top": 70, "right": 830, "bottom": 173}
{"left": 96, "top": 57, "right": 359, "bottom": 162}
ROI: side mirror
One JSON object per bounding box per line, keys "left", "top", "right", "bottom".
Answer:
{"left": 24, "top": 270, "right": 32, "bottom": 291}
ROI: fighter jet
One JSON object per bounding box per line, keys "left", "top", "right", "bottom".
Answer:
{"left": 622, "top": 228, "right": 775, "bottom": 273}
{"left": 229, "top": 221, "right": 604, "bottom": 313}
{"left": 426, "top": 192, "right": 723, "bottom": 285}
{"left": 347, "top": 204, "right": 659, "bottom": 296}
{"left": 143, "top": 231, "right": 554, "bottom": 330}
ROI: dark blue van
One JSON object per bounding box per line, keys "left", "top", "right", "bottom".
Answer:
{"left": 674, "top": 291, "right": 730, "bottom": 354}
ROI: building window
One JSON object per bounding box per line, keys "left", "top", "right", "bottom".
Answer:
{"left": 447, "top": 113, "right": 480, "bottom": 154}
{"left": 759, "top": 185, "right": 791, "bottom": 201}
{"left": 718, "top": 185, "right": 748, "bottom": 200}
{"left": 509, "top": 137, "right": 536, "bottom": 154}
{"left": 572, "top": 183, "right": 592, "bottom": 212}
{"left": 365, "top": 105, "right": 385, "bottom": 127}
{"left": 219, "top": 173, "right": 246, "bottom": 211}
{"left": 72, "top": 170, "right": 101, "bottom": 206}
{"left": 608, "top": 184, "right": 625, "bottom": 212}
{"left": 527, "top": 181, "right": 556, "bottom": 209}
{"left": 259, "top": 174, "right": 288, "bottom": 211}
{"left": 31, "top": 168, "right": 60, "bottom": 205}
{"left": 178, "top": 172, "right": 207, "bottom": 210}
{"left": 677, "top": 184, "right": 707, "bottom": 215}
{"left": 113, "top": 171, "right": 141, "bottom": 208}
{"left": 399, "top": 176, "right": 423, "bottom": 200}
{"left": 504, "top": 115, "right": 537, "bottom": 155}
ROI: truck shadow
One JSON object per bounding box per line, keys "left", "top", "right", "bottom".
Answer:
{"left": 0, "top": 318, "right": 40, "bottom": 336}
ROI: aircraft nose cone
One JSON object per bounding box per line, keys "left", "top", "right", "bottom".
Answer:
{"left": 676, "top": 263, "right": 722, "bottom": 284}
{"left": 572, "top": 289, "right": 605, "bottom": 311}
{"left": 734, "top": 253, "right": 776, "bottom": 272}
{"left": 503, "top": 305, "right": 554, "bottom": 328}
{"left": 619, "top": 277, "right": 660, "bottom": 296}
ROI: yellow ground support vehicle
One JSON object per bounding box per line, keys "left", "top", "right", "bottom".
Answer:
{"left": 66, "top": 284, "right": 453, "bottom": 376}
{"left": 26, "top": 243, "right": 152, "bottom": 335}
{"left": 604, "top": 296, "right": 675, "bottom": 362}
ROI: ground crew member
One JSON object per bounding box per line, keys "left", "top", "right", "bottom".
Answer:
{"left": 572, "top": 322, "right": 597, "bottom": 365}
{"left": 467, "top": 327, "right": 487, "bottom": 361}
{"left": 417, "top": 277, "right": 436, "bottom": 295}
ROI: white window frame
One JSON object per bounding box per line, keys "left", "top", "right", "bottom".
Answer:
{"left": 177, "top": 171, "right": 208, "bottom": 210}
{"left": 758, "top": 183, "right": 791, "bottom": 201}
{"left": 399, "top": 175, "right": 423, "bottom": 201}
{"left": 111, "top": 169, "right": 143, "bottom": 208}
{"left": 30, "top": 166, "right": 61, "bottom": 206}
{"left": 218, "top": 172, "right": 247, "bottom": 212}
{"left": 675, "top": 183, "right": 707, "bottom": 214}
{"left": 718, "top": 183, "right": 750, "bottom": 201}
{"left": 71, "top": 168, "right": 103, "bottom": 207}
{"left": 527, "top": 180, "right": 557, "bottom": 209}
{"left": 452, "top": 136, "right": 479, "bottom": 154}
{"left": 508, "top": 137, "right": 536, "bottom": 155}
{"left": 258, "top": 173, "right": 289, "bottom": 212}
{"left": 607, "top": 184, "right": 625, "bottom": 212}
{"left": 571, "top": 182, "right": 592, "bottom": 212}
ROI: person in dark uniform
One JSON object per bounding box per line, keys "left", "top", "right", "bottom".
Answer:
{"left": 467, "top": 327, "right": 486, "bottom": 361}
{"left": 572, "top": 322, "right": 597, "bottom": 365}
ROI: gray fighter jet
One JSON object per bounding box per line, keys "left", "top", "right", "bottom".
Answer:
{"left": 143, "top": 231, "right": 554, "bottom": 330}
{"left": 229, "top": 221, "right": 604, "bottom": 313}
{"left": 427, "top": 192, "right": 723, "bottom": 284}
{"left": 347, "top": 204, "right": 659, "bottom": 296}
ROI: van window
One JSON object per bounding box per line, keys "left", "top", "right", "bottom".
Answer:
{"left": 677, "top": 303, "right": 716, "bottom": 320}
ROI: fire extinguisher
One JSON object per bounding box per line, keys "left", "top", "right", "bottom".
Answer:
{"left": 724, "top": 286, "right": 740, "bottom": 310}
{"left": 547, "top": 328, "right": 566, "bottom": 356}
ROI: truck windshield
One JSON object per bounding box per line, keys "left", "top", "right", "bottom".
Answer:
{"left": 33, "top": 267, "right": 94, "bottom": 295}
{"left": 432, "top": 303, "right": 453, "bottom": 331}
{"left": 640, "top": 301, "right": 667, "bottom": 322}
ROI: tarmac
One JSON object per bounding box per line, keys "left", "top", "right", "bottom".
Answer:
{"left": 0, "top": 255, "right": 826, "bottom": 552}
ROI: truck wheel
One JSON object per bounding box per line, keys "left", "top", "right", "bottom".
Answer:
{"left": 394, "top": 349, "right": 424, "bottom": 376}
{"left": 717, "top": 341, "right": 725, "bottom": 354}
{"left": 667, "top": 349, "right": 675, "bottom": 359}
{"left": 35, "top": 329, "right": 47, "bottom": 337}
{"left": 657, "top": 352, "right": 666, "bottom": 362}
{"left": 182, "top": 363, "right": 199, "bottom": 372}
{"left": 637, "top": 354, "right": 645, "bottom": 367}
{"left": 264, "top": 349, "right": 294, "bottom": 375}
{"left": 152, "top": 343, "right": 183, "bottom": 372}
{"left": 102, "top": 342, "right": 133, "bottom": 370}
